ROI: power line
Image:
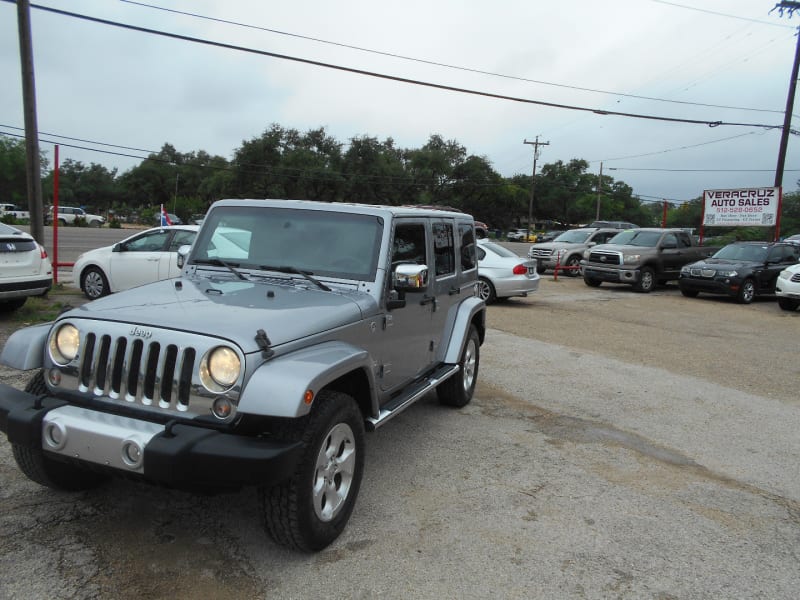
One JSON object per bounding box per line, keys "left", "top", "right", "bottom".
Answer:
{"left": 116, "top": 0, "right": 785, "bottom": 115}
{"left": 592, "top": 131, "right": 764, "bottom": 163}
{"left": 12, "top": 1, "right": 785, "bottom": 131}
{"left": 650, "top": 0, "right": 795, "bottom": 27}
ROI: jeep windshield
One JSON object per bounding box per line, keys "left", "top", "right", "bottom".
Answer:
{"left": 553, "top": 230, "right": 593, "bottom": 244}
{"left": 607, "top": 230, "right": 661, "bottom": 247}
{"left": 190, "top": 205, "right": 384, "bottom": 281}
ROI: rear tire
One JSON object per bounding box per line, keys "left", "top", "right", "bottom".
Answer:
{"left": 0, "top": 297, "right": 27, "bottom": 311}
{"left": 12, "top": 371, "right": 108, "bottom": 491}
{"left": 437, "top": 325, "right": 480, "bottom": 408}
{"left": 261, "top": 390, "right": 365, "bottom": 552}
{"left": 476, "top": 277, "right": 496, "bottom": 303}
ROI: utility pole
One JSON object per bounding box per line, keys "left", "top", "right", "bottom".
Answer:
{"left": 17, "top": 0, "right": 45, "bottom": 245}
{"left": 596, "top": 162, "right": 603, "bottom": 220}
{"left": 523, "top": 136, "right": 549, "bottom": 239}
{"left": 772, "top": 2, "right": 800, "bottom": 189}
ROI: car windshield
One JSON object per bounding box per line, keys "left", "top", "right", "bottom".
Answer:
{"left": 480, "top": 241, "right": 518, "bottom": 258}
{"left": 553, "top": 230, "right": 592, "bottom": 244}
{"left": 608, "top": 230, "right": 661, "bottom": 247}
{"left": 712, "top": 244, "right": 768, "bottom": 262}
{"left": 190, "top": 205, "right": 384, "bottom": 281}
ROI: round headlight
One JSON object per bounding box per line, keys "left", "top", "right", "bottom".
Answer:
{"left": 206, "top": 346, "right": 241, "bottom": 388}
{"left": 49, "top": 324, "right": 80, "bottom": 365}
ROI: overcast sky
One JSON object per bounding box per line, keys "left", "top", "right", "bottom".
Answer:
{"left": 2, "top": 0, "right": 799, "bottom": 205}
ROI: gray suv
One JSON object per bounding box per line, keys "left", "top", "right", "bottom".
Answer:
{"left": 528, "top": 227, "right": 621, "bottom": 275}
{"left": 0, "top": 199, "right": 486, "bottom": 552}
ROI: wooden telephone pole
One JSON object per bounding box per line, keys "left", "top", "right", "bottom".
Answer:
{"left": 523, "top": 136, "right": 549, "bottom": 238}
{"left": 17, "top": 0, "right": 45, "bottom": 244}
{"left": 772, "top": 2, "right": 800, "bottom": 190}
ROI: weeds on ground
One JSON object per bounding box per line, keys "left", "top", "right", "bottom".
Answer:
{"left": 10, "top": 285, "right": 85, "bottom": 325}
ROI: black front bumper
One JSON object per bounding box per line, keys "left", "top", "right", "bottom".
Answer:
{"left": 0, "top": 383, "right": 304, "bottom": 490}
{"left": 678, "top": 277, "right": 738, "bottom": 297}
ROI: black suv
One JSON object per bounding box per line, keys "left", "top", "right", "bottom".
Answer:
{"left": 678, "top": 241, "right": 800, "bottom": 304}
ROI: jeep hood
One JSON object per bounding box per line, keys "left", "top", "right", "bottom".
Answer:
{"left": 64, "top": 277, "right": 376, "bottom": 353}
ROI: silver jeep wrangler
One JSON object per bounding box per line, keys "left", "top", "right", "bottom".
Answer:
{"left": 0, "top": 199, "right": 486, "bottom": 551}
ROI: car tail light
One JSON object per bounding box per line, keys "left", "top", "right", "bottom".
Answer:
{"left": 512, "top": 264, "right": 528, "bottom": 275}
{"left": 38, "top": 244, "right": 48, "bottom": 259}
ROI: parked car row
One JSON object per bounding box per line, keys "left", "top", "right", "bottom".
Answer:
{"left": 50, "top": 221, "right": 800, "bottom": 315}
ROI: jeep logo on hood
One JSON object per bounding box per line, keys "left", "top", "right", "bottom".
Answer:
{"left": 129, "top": 326, "right": 153, "bottom": 339}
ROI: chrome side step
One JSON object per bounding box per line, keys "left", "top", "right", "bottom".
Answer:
{"left": 366, "top": 364, "right": 460, "bottom": 431}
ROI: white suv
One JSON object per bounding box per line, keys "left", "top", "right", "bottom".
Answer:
{"left": 51, "top": 206, "right": 105, "bottom": 227}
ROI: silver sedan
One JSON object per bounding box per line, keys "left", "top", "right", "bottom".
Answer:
{"left": 476, "top": 239, "right": 539, "bottom": 303}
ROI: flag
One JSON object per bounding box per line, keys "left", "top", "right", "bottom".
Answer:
{"left": 160, "top": 204, "right": 173, "bottom": 226}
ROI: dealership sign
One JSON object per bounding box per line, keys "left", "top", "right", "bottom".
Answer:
{"left": 702, "top": 187, "right": 781, "bottom": 227}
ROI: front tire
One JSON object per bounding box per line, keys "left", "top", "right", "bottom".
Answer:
{"left": 736, "top": 279, "right": 755, "bottom": 304}
{"left": 564, "top": 255, "right": 581, "bottom": 277}
{"left": 81, "top": 266, "right": 110, "bottom": 300}
{"left": 261, "top": 390, "right": 365, "bottom": 552}
{"left": 633, "top": 267, "right": 656, "bottom": 293}
{"left": 680, "top": 288, "right": 699, "bottom": 298}
{"left": 13, "top": 371, "right": 108, "bottom": 491}
{"left": 437, "top": 325, "right": 480, "bottom": 408}
{"left": 583, "top": 276, "right": 602, "bottom": 288}
{"left": 778, "top": 297, "right": 800, "bottom": 311}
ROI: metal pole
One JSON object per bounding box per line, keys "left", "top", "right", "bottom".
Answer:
{"left": 595, "top": 162, "right": 603, "bottom": 220}
{"left": 17, "top": 0, "right": 44, "bottom": 245}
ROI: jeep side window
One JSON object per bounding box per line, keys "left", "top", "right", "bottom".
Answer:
{"left": 433, "top": 222, "right": 455, "bottom": 277}
{"left": 677, "top": 233, "right": 691, "bottom": 248}
{"left": 392, "top": 223, "right": 427, "bottom": 267}
{"left": 459, "top": 223, "right": 476, "bottom": 271}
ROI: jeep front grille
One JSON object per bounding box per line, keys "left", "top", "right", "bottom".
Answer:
{"left": 47, "top": 320, "right": 242, "bottom": 420}
{"left": 79, "top": 333, "right": 197, "bottom": 409}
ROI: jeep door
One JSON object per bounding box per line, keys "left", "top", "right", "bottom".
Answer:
{"left": 430, "top": 219, "right": 475, "bottom": 356}
{"left": 380, "top": 219, "right": 437, "bottom": 392}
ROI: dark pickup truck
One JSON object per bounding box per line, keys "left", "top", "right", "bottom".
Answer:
{"left": 581, "top": 228, "right": 719, "bottom": 293}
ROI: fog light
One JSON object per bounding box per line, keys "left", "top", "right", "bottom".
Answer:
{"left": 47, "top": 369, "right": 61, "bottom": 386}
{"left": 43, "top": 421, "right": 67, "bottom": 450}
{"left": 121, "top": 439, "right": 144, "bottom": 469}
{"left": 212, "top": 397, "right": 233, "bottom": 419}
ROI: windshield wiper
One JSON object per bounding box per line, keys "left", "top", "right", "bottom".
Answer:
{"left": 193, "top": 258, "right": 247, "bottom": 280}
{"left": 258, "top": 265, "right": 331, "bottom": 292}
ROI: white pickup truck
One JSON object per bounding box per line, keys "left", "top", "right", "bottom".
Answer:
{"left": 0, "top": 203, "right": 30, "bottom": 221}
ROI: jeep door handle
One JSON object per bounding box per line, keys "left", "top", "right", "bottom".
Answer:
{"left": 448, "top": 286, "right": 460, "bottom": 295}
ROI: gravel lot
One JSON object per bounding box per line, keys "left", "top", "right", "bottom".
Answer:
{"left": 0, "top": 272, "right": 798, "bottom": 599}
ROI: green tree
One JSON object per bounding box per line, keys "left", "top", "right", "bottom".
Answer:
{"left": 42, "top": 159, "right": 119, "bottom": 214}
{"left": 0, "top": 135, "right": 48, "bottom": 208}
